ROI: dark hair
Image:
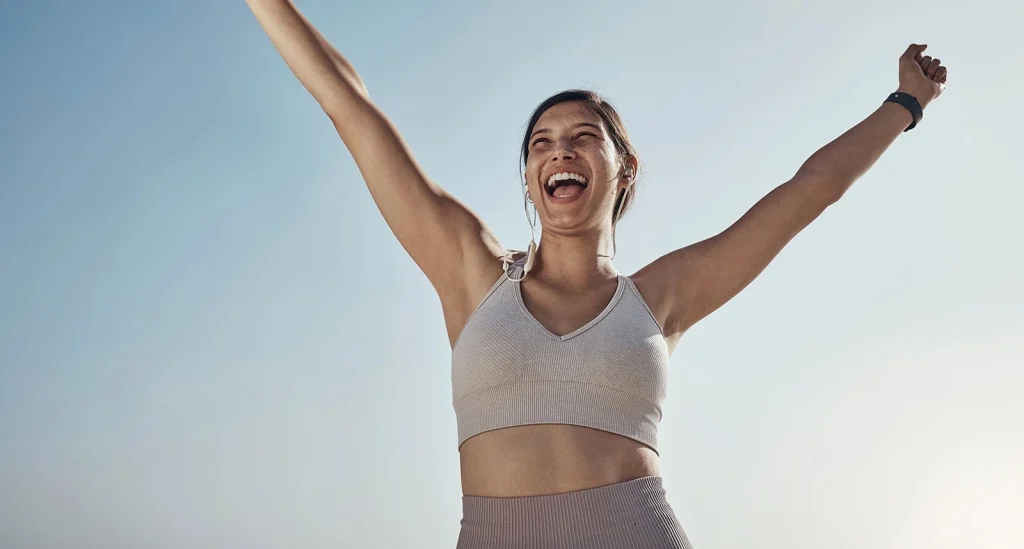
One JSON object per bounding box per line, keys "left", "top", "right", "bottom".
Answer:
{"left": 520, "top": 89, "right": 640, "bottom": 223}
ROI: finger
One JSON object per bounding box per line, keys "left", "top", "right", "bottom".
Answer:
{"left": 927, "top": 58, "right": 941, "bottom": 77}
{"left": 918, "top": 55, "right": 933, "bottom": 71}
{"left": 902, "top": 43, "right": 927, "bottom": 60}
{"left": 935, "top": 66, "right": 947, "bottom": 83}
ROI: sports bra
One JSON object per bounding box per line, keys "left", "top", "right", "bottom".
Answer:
{"left": 451, "top": 255, "right": 670, "bottom": 454}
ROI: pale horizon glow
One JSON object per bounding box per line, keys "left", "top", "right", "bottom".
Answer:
{"left": 1, "top": 1, "right": 1022, "bottom": 548}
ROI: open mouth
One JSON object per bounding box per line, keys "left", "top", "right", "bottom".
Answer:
{"left": 544, "top": 171, "right": 589, "bottom": 199}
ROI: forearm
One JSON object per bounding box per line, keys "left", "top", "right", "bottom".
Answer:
{"left": 795, "top": 98, "right": 917, "bottom": 201}
{"left": 301, "top": 10, "right": 368, "bottom": 95}
{"left": 245, "top": 0, "right": 367, "bottom": 110}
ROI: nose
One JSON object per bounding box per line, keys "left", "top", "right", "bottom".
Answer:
{"left": 551, "top": 145, "right": 576, "bottom": 161}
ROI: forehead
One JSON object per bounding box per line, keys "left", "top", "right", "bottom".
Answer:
{"left": 534, "top": 101, "right": 605, "bottom": 131}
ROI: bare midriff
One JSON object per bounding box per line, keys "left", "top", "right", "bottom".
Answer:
{"left": 458, "top": 424, "right": 661, "bottom": 497}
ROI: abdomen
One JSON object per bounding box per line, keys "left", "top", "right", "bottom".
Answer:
{"left": 458, "top": 424, "right": 661, "bottom": 497}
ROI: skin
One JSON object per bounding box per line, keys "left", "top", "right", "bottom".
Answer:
{"left": 245, "top": 1, "right": 947, "bottom": 498}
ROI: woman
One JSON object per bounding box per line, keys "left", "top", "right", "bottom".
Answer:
{"left": 244, "top": 2, "right": 947, "bottom": 547}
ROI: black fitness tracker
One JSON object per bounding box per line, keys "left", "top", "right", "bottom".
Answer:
{"left": 885, "top": 91, "right": 923, "bottom": 132}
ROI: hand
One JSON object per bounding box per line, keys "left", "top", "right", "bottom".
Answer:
{"left": 897, "top": 44, "right": 947, "bottom": 109}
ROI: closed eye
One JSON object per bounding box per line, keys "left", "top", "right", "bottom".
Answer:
{"left": 531, "top": 137, "right": 551, "bottom": 147}
{"left": 574, "top": 131, "right": 597, "bottom": 140}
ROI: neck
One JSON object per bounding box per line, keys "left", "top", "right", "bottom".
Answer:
{"left": 531, "top": 228, "right": 617, "bottom": 289}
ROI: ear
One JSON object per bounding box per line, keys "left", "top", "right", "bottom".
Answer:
{"left": 618, "top": 154, "right": 639, "bottom": 190}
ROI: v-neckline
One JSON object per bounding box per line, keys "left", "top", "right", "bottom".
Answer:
{"left": 513, "top": 275, "right": 627, "bottom": 341}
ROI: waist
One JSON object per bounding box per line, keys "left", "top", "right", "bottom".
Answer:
{"left": 457, "top": 476, "right": 691, "bottom": 549}
{"left": 459, "top": 424, "right": 661, "bottom": 497}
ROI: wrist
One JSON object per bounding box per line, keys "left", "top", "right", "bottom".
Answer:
{"left": 896, "top": 87, "right": 931, "bottom": 110}
{"left": 883, "top": 100, "right": 915, "bottom": 127}
{"left": 885, "top": 90, "right": 924, "bottom": 132}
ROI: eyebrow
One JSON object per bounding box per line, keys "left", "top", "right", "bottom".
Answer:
{"left": 530, "top": 122, "right": 602, "bottom": 140}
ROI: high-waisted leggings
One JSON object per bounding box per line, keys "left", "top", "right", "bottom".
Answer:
{"left": 456, "top": 476, "right": 693, "bottom": 549}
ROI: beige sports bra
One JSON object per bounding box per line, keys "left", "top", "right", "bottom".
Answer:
{"left": 451, "top": 255, "right": 670, "bottom": 453}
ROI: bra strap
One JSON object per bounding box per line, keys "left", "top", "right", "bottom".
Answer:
{"left": 501, "top": 250, "right": 528, "bottom": 282}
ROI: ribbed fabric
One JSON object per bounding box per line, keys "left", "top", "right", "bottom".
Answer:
{"left": 456, "top": 476, "right": 693, "bottom": 549}
{"left": 451, "top": 256, "right": 670, "bottom": 452}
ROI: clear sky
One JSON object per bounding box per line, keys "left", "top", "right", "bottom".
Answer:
{"left": 1, "top": 0, "right": 1022, "bottom": 547}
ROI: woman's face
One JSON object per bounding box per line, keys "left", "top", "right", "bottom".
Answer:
{"left": 524, "top": 101, "right": 630, "bottom": 235}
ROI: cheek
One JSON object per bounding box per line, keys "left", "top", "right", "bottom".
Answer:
{"left": 525, "top": 156, "right": 545, "bottom": 184}
{"left": 523, "top": 160, "right": 541, "bottom": 199}
{"left": 583, "top": 149, "right": 615, "bottom": 180}
{"left": 580, "top": 138, "right": 614, "bottom": 163}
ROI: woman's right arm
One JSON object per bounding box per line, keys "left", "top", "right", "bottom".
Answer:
{"left": 244, "top": 1, "right": 505, "bottom": 302}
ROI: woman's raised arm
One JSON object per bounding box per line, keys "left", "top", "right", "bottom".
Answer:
{"left": 245, "top": 1, "right": 505, "bottom": 303}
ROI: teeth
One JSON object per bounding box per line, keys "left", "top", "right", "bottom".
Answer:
{"left": 545, "top": 172, "right": 588, "bottom": 188}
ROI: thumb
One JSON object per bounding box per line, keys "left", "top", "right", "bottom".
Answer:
{"left": 902, "top": 43, "right": 927, "bottom": 60}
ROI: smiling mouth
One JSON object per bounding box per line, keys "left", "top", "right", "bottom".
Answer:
{"left": 545, "top": 171, "right": 589, "bottom": 198}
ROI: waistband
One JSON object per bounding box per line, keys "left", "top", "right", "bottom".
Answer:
{"left": 457, "top": 476, "right": 692, "bottom": 549}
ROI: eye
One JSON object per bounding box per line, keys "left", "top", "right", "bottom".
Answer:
{"left": 574, "top": 131, "right": 597, "bottom": 140}
{"left": 531, "top": 137, "right": 551, "bottom": 148}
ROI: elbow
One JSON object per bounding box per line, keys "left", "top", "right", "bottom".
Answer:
{"left": 826, "top": 176, "right": 855, "bottom": 205}
{"left": 793, "top": 171, "right": 848, "bottom": 208}
{"left": 821, "top": 180, "right": 844, "bottom": 206}
{"left": 319, "top": 85, "right": 372, "bottom": 125}
{"left": 311, "top": 70, "right": 372, "bottom": 122}
{"left": 320, "top": 98, "right": 348, "bottom": 122}
{"left": 829, "top": 185, "right": 849, "bottom": 205}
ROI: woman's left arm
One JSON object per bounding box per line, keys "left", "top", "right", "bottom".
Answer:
{"left": 644, "top": 44, "right": 948, "bottom": 338}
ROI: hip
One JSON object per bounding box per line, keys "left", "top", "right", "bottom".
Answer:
{"left": 457, "top": 475, "right": 692, "bottom": 549}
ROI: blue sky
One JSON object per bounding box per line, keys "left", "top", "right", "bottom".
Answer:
{"left": 1, "top": 0, "right": 1022, "bottom": 547}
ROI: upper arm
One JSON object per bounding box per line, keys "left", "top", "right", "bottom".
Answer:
{"left": 329, "top": 98, "right": 506, "bottom": 295}
{"left": 639, "top": 175, "right": 839, "bottom": 337}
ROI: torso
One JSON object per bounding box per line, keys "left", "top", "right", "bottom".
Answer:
{"left": 459, "top": 424, "right": 661, "bottom": 497}
{"left": 448, "top": 261, "right": 679, "bottom": 497}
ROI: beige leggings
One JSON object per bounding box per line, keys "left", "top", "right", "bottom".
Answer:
{"left": 456, "top": 476, "right": 693, "bottom": 549}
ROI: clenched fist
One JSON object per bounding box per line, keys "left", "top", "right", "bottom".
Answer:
{"left": 898, "top": 44, "right": 947, "bottom": 109}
